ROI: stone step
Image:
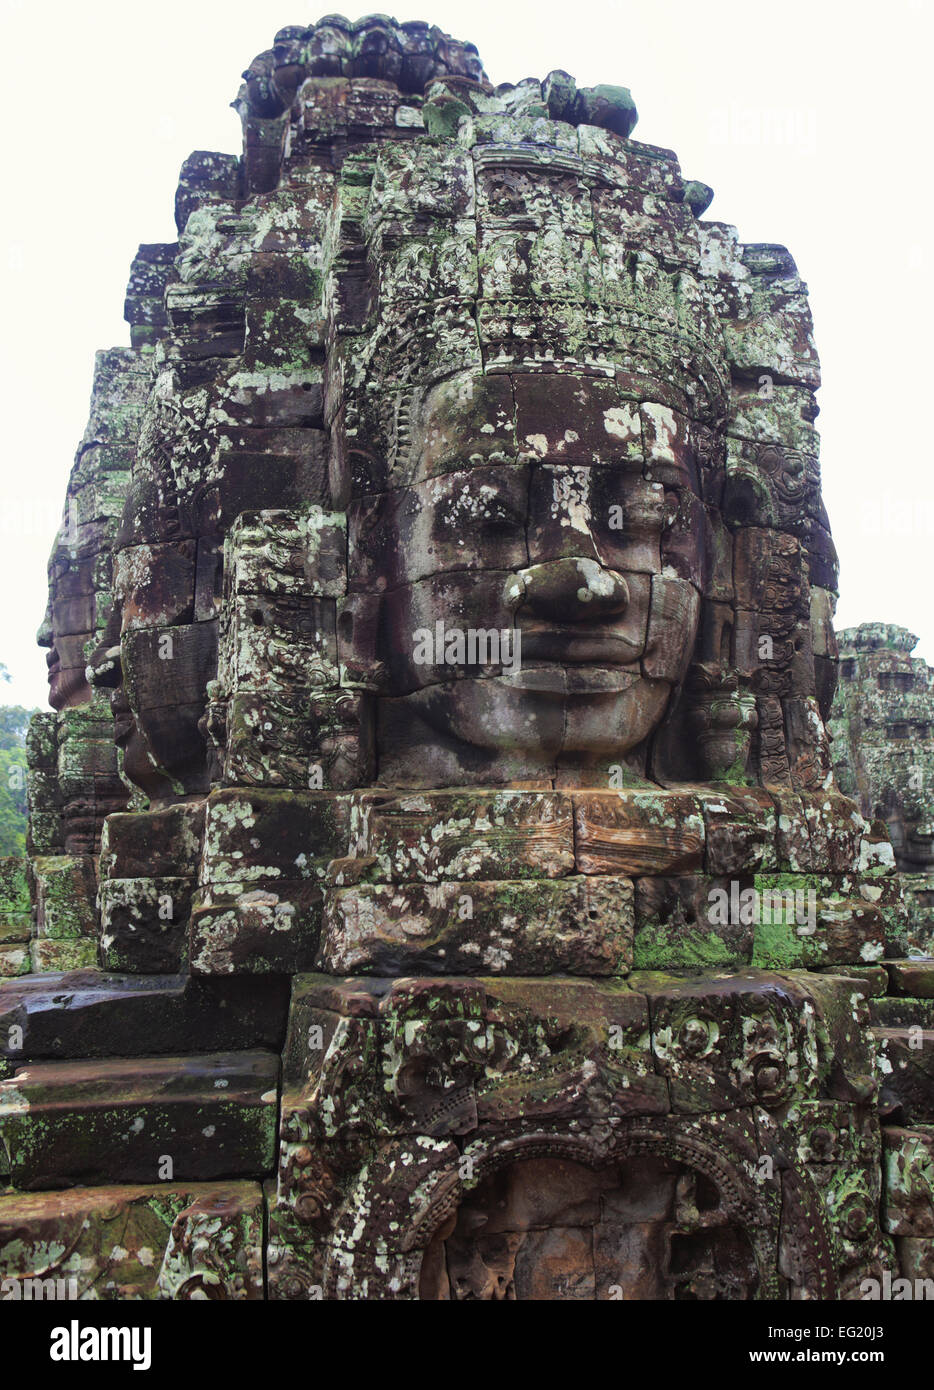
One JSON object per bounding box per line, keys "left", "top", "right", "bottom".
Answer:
{"left": 885, "top": 960, "right": 934, "bottom": 998}
{"left": 0, "top": 1051, "right": 279, "bottom": 1190}
{"left": 873, "top": 1027, "right": 934, "bottom": 1124}
{"left": 870, "top": 997, "right": 934, "bottom": 1029}
{"left": 0, "top": 971, "right": 289, "bottom": 1070}
{"left": 0, "top": 1180, "right": 264, "bottom": 1299}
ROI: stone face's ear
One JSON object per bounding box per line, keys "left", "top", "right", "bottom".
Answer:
{"left": 212, "top": 509, "right": 372, "bottom": 794}
{"left": 700, "top": 226, "right": 836, "bottom": 791}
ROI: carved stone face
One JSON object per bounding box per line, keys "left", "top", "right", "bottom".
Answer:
{"left": 887, "top": 804, "right": 934, "bottom": 872}
{"left": 831, "top": 626, "right": 934, "bottom": 878}
{"left": 363, "top": 367, "right": 702, "bottom": 777}
{"left": 38, "top": 547, "right": 95, "bottom": 711}
{"left": 331, "top": 126, "right": 732, "bottom": 787}
{"left": 904, "top": 821, "right": 934, "bottom": 871}
{"left": 881, "top": 724, "right": 934, "bottom": 873}
{"left": 417, "top": 1154, "right": 759, "bottom": 1300}
{"left": 81, "top": 41, "right": 835, "bottom": 800}
{"left": 119, "top": 623, "right": 218, "bottom": 800}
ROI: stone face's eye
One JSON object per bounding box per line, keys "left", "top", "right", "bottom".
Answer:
{"left": 430, "top": 486, "right": 524, "bottom": 537}
{"left": 481, "top": 503, "right": 522, "bottom": 532}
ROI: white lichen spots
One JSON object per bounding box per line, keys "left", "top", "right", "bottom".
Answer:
{"left": 858, "top": 838, "right": 896, "bottom": 873}
{"left": 603, "top": 405, "right": 638, "bottom": 441}
{"left": 575, "top": 558, "right": 616, "bottom": 600}
{"left": 551, "top": 468, "right": 591, "bottom": 533}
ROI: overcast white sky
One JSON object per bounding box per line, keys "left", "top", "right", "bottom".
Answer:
{"left": 0, "top": 0, "right": 930, "bottom": 710}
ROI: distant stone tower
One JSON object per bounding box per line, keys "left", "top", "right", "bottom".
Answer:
{"left": 1, "top": 15, "right": 932, "bottom": 1302}
{"left": 831, "top": 623, "right": 934, "bottom": 950}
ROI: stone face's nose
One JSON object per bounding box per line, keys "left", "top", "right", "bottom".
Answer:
{"left": 505, "top": 557, "right": 630, "bottom": 624}
{"left": 36, "top": 607, "right": 53, "bottom": 649}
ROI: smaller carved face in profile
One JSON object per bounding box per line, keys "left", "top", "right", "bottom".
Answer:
{"left": 88, "top": 550, "right": 219, "bottom": 803}
{"left": 38, "top": 545, "right": 96, "bottom": 711}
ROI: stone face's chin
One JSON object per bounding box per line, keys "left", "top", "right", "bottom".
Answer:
{"left": 118, "top": 729, "right": 158, "bottom": 791}
{"left": 904, "top": 833, "right": 934, "bottom": 871}
{"left": 562, "top": 676, "right": 671, "bottom": 753}
{"left": 112, "top": 699, "right": 174, "bottom": 802}
{"left": 400, "top": 669, "right": 669, "bottom": 756}
{"left": 48, "top": 669, "right": 90, "bottom": 710}
{"left": 46, "top": 640, "right": 91, "bottom": 710}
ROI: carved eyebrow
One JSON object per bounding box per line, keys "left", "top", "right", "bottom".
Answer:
{"left": 431, "top": 487, "right": 525, "bottom": 527}
{"left": 417, "top": 469, "right": 526, "bottom": 517}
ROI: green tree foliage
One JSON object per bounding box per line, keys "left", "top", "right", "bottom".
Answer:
{"left": 0, "top": 665, "right": 38, "bottom": 856}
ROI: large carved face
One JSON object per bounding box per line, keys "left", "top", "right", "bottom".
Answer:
{"left": 360, "top": 368, "right": 703, "bottom": 777}
{"left": 335, "top": 128, "right": 728, "bottom": 785}
{"left": 78, "top": 37, "right": 836, "bottom": 800}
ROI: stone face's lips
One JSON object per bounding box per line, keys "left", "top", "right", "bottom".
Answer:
{"left": 518, "top": 629, "right": 643, "bottom": 665}
{"left": 111, "top": 701, "right": 135, "bottom": 744}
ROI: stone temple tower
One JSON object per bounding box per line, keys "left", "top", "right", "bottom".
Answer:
{"left": 831, "top": 623, "right": 934, "bottom": 952}
{"left": 2, "top": 14, "right": 933, "bottom": 1301}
